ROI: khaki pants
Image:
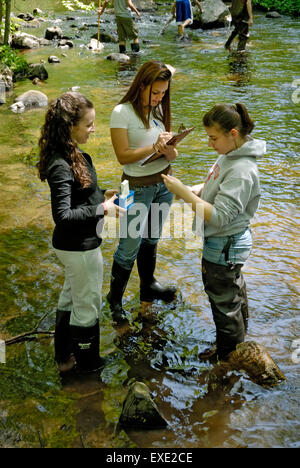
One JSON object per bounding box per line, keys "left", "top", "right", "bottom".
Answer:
{"left": 54, "top": 247, "right": 103, "bottom": 328}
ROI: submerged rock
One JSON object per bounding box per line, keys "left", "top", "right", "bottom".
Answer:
{"left": 119, "top": 381, "right": 168, "bottom": 428}
{"left": 212, "top": 341, "right": 286, "bottom": 387}
{"left": 106, "top": 53, "right": 130, "bottom": 62}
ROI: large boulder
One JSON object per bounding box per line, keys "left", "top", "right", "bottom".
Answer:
{"left": 192, "top": 0, "right": 230, "bottom": 29}
{"left": 45, "top": 26, "right": 63, "bottom": 40}
{"left": 27, "top": 63, "right": 48, "bottom": 80}
{"left": 11, "top": 32, "right": 40, "bottom": 49}
{"left": 11, "top": 32, "right": 50, "bottom": 49}
{"left": 10, "top": 90, "right": 48, "bottom": 113}
{"left": 134, "top": 0, "right": 157, "bottom": 11}
{"left": 119, "top": 381, "right": 168, "bottom": 428}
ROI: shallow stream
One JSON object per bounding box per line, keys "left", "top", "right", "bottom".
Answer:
{"left": 0, "top": 0, "right": 299, "bottom": 448}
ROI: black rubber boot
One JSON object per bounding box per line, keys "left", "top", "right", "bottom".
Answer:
{"left": 69, "top": 321, "right": 104, "bottom": 373}
{"left": 131, "top": 42, "right": 140, "bottom": 53}
{"left": 107, "top": 260, "right": 132, "bottom": 323}
{"left": 137, "top": 242, "right": 177, "bottom": 302}
{"left": 54, "top": 310, "right": 73, "bottom": 364}
{"left": 119, "top": 44, "right": 126, "bottom": 54}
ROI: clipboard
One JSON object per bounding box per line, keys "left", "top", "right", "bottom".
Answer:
{"left": 141, "top": 126, "right": 195, "bottom": 166}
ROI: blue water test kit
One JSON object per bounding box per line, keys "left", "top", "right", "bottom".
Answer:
{"left": 114, "top": 180, "right": 134, "bottom": 210}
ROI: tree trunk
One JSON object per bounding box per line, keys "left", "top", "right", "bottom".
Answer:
{"left": 0, "top": 0, "right": 3, "bottom": 43}
{"left": 4, "top": 0, "right": 11, "bottom": 45}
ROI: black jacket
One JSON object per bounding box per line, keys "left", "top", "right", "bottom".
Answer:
{"left": 46, "top": 151, "right": 105, "bottom": 251}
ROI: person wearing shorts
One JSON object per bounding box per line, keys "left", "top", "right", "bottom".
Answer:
{"left": 99, "top": 0, "right": 140, "bottom": 54}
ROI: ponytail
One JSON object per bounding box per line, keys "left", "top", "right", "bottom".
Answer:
{"left": 235, "top": 103, "right": 254, "bottom": 136}
{"left": 203, "top": 102, "right": 254, "bottom": 137}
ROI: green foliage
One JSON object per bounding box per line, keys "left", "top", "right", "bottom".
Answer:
{"left": 0, "top": 45, "right": 29, "bottom": 76}
{"left": 62, "top": 0, "right": 96, "bottom": 11}
{"left": 252, "top": 0, "right": 300, "bottom": 16}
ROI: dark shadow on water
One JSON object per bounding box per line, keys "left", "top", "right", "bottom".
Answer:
{"left": 226, "top": 51, "right": 252, "bottom": 87}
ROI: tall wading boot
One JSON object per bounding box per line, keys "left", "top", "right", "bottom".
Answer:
{"left": 69, "top": 320, "right": 104, "bottom": 373}
{"left": 54, "top": 310, "right": 76, "bottom": 373}
{"left": 107, "top": 260, "right": 132, "bottom": 323}
{"left": 224, "top": 28, "right": 238, "bottom": 50}
{"left": 202, "top": 259, "right": 245, "bottom": 361}
{"left": 137, "top": 243, "right": 177, "bottom": 303}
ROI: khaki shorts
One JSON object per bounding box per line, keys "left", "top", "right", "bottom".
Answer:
{"left": 116, "top": 16, "right": 138, "bottom": 42}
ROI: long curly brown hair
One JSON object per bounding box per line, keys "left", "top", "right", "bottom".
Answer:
{"left": 37, "top": 92, "right": 93, "bottom": 188}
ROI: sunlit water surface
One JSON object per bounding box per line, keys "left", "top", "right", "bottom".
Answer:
{"left": 0, "top": 1, "right": 299, "bottom": 448}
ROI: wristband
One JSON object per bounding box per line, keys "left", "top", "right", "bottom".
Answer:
{"left": 102, "top": 201, "right": 108, "bottom": 216}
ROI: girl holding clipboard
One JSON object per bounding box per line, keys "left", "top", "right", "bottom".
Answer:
{"left": 108, "top": 60, "right": 178, "bottom": 322}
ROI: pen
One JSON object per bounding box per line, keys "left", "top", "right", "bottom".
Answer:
{"left": 153, "top": 119, "right": 163, "bottom": 130}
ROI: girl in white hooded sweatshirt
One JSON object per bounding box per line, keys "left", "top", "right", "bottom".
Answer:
{"left": 162, "top": 103, "right": 266, "bottom": 361}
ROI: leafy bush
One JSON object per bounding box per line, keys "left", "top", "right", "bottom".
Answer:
{"left": 252, "top": 0, "right": 300, "bottom": 16}
{"left": 0, "top": 45, "right": 29, "bottom": 78}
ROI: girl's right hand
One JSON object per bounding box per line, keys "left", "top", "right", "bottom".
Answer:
{"left": 154, "top": 132, "right": 173, "bottom": 154}
{"left": 103, "top": 195, "right": 126, "bottom": 218}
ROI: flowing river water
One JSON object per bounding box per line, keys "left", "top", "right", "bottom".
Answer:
{"left": 0, "top": 0, "right": 299, "bottom": 448}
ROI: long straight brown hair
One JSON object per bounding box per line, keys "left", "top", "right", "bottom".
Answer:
{"left": 38, "top": 92, "right": 93, "bottom": 188}
{"left": 119, "top": 60, "right": 172, "bottom": 131}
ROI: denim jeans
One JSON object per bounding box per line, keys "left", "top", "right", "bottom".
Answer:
{"left": 114, "top": 182, "right": 173, "bottom": 270}
{"left": 203, "top": 228, "right": 252, "bottom": 267}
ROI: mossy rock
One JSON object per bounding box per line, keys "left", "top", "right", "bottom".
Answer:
{"left": 119, "top": 381, "right": 168, "bottom": 428}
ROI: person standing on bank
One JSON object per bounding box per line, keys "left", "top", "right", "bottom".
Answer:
{"left": 162, "top": 103, "right": 266, "bottom": 360}
{"left": 225, "top": 0, "right": 253, "bottom": 52}
{"left": 37, "top": 92, "right": 124, "bottom": 374}
{"left": 108, "top": 60, "right": 178, "bottom": 322}
{"left": 99, "top": 0, "right": 140, "bottom": 54}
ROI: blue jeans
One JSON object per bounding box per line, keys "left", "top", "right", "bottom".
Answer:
{"left": 114, "top": 182, "right": 173, "bottom": 270}
{"left": 203, "top": 228, "right": 252, "bottom": 267}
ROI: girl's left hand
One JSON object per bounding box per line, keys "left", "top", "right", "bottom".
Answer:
{"left": 161, "top": 174, "right": 187, "bottom": 197}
